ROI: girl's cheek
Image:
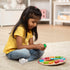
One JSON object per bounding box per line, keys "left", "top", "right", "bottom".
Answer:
{"left": 34, "top": 23, "right": 37, "bottom": 27}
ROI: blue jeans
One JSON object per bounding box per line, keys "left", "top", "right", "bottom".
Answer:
{"left": 6, "top": 49, "right": 44, "bottom": 61}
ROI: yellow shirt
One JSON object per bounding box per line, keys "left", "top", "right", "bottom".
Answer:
{"left": 3, "top": 25, "right": 33, "bottom": 54}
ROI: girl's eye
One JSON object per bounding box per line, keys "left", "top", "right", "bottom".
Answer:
{"left": 32, "top": 21, "right": 35, "bottom": 24}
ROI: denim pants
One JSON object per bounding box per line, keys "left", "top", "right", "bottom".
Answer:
{"left": 6, "top": 49, "right": 44, "bottom": 61}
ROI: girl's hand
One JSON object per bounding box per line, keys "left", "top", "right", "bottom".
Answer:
{"left": 39, "top": 44, "right": 46, "bottom": 51}
{"left": 36, "top": 44, "right": 46, "bottom": 51}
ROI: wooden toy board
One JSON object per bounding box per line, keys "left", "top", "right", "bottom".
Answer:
{"left": 38, "top": 56, "right": 66, "bottom": 66}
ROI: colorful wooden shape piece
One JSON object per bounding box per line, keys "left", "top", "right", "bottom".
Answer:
{"left": 43, "top": 61, "right": 49, "bottom": 64}
{"left": 59, "top": 59, "right": 64, "bottom": 62}
{"left": 54, "top": 60, "right": 59, "bottom": 64}
{"left": 49, "top": 61, "right": 54, "bottom": 64}
{"left": 39, "top": 59, "right": 44, "bottom": 62}
{"left": 45, "top": 57, "right": 49, "bottom": 59}
{"left": 50, "top": 58, "right": 54, "bottom": 60}
{"left": 62, "top": 58, "right": 66, "bottom": 60}
{"left": 50, "top": 56, "right": 55, "bottom": 58}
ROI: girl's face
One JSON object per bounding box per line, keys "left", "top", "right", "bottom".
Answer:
{"left": 28, "top": 18, "right": 39, "bottom": 30}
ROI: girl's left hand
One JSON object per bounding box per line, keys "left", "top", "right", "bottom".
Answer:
{"left": 39, "top": 44, "right": 46, "bottom": 51}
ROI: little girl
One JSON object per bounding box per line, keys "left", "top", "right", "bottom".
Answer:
{"left": 3, "top": 6, "right": 46, "bottom": 64}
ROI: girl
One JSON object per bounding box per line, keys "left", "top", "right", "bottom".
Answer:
{"left": 3, "top": 6, "right": 46, "bottom": 64}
